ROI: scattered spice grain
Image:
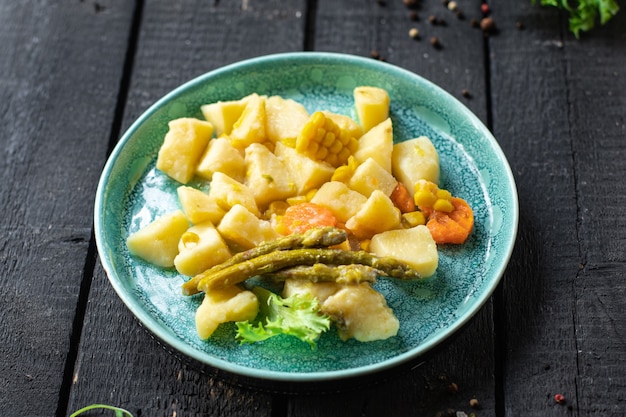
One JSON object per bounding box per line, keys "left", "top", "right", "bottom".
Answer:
{"left": 430, "top": 36, "right": 442, "bottom": 49}
{"left": 516, "top": 21, "right": 525, "bottom": 29}
{"left": 409, "top": 10, "right": 419, "bottom": 21}
{"left": 447, "top": 1, "right": 458, "bottom": 11}
{"left": 481, "top": 3, "right": 490, "bottom": 15}
{"left": 480, "top": 16, "right": 496, "bottom": 33}
{"left": 469, "top": 398, "right": 479, "bottom": 408}
{"left": 470, "top": 18, "right": 480, "bottom": 28}
{"left": 448, "top": 382, "right": 459, "bottom": 393}
{"left": 462, "top": 89, "right": 471, "bottom": 98}
{"left": 403, "top": 0, "right": 418, "bottom": 7}
{"left": 554, "top": 393, "right": 566, "bottom": 404}
{"left": 409, "top": 27, "right": 420, "bottom": 39}
{"left": 429, "top": 15, "right": 438, "bottom": 24}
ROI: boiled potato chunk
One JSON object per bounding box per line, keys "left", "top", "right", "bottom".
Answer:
{"left": 273, "top": 141, "right": 335, "bottom": 195}
{"left": 265, "top": 95, "right": 310, "bottom": 144}
{"left": 369, "top": 225, "right": 438, "bottom": 277}
{"left": 208, "top": 172, "right": 260, "bottom": 217}
{"left": 200, "top": 94, "right": 250, "bottom": 136}
{"left": 392, "top": 136, "right": 440, "bottom": 196}
{"left": 282, "top": 279, "right": 343, "bottom": 303}
{"left": 347, "top": 157, "right": 397, "bottom": 197}
{"left": 353, "top": 86, "right": 390, "bottom": 132}
{"left": 244, "top": 143, "right": 297, "bottom": 209}
{"left": 353, "top": 118, "right": 393, "bottom": 173}
{"left": 196, "top": 137, "right": 245, "bottom": 183}
{"left": 309, "top": 181, "right": 368, "bottom": 224}
{"left": 345, "top": 190, "right": 401, "bottom": 239}
{"left": 177, "top": 186, "right": 226, "bottom": 225}
{"left": 217, "top": 204, "right": 280, "bottom": 249}
{"left": 195, "top": 285, "right": 259, "bottom": 340}
{"left": 230, "top": 93, "right": 267, "bottom": 149}
{"left": 323, "top": 283, "right": 399, "bottom": 342}
{"left": 126, "top": 210, "right": 189, "bottom": 268}
{"left": 156, "top": 118, "right": 213, "bottom": 184}
{"left": 174, "top": 222, "right": 232, "bottom": 276}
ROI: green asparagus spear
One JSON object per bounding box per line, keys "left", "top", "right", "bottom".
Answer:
{"left": 196, "top": 248, "right": 422, "bottom": 293}
{"left": 182, "top": 227, "right": 348, "bottom": 295}
{"left": 265, "top": 263, "right": 378, "bottom": 285}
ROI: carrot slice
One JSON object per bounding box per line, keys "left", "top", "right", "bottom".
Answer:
{"left": 390, "top": 183, "right": 416, "bottom": 213}
{"left": 426, "top": 197, "right": 474, "bottom": 244}
{"left": 278, "top": 202, "right": 338, "bottom": 235}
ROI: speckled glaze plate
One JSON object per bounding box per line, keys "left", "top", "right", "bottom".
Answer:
{"left": 94, "top": 52, "right": 518, "bottom": 387}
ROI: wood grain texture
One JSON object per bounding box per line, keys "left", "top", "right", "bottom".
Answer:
{"left": 67, "top": 1, "right": 307, "bottom": 416}
{"left": 313, "top": 0, "right": 489, "bottom": 122}
{"left": 564, "top": 9, "right": 626, "bottom": 416}
{"left": 0, "top": 1, "right": 135, "bottom": 416}
{"left": 490, "top": 0, "right": 626, "bottom": 415}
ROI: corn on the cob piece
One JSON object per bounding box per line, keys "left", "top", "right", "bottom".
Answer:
{"left": 296, "top": 112, "right": 359, "bottom": 168}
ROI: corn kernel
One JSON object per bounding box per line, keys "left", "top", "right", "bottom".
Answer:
{"left": 436, "top": 189, "right": 452, "bottom": 200}
{"left": 323, "top": 133, "right": 335, "bottom": 147}
{"left": 316, "top": 146, "right": 329, "bottom": 160}
{"left": 330, "top": 140, "right": 343, "bottom": 154}
{"left": 401, "top": 211, "right": 426, "bottom": 228}
{"left": 338, "top": 147, "right": 351, "bottom": 163}
{"left": 433, "top": 199, "right": 454, "bottom": 213}
{"left": 414, "top": 189, "right": 437, "bottom": 207}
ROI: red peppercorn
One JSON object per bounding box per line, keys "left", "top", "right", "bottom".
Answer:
{"left": 481, "top": 3, "right": 490, "bottom": 14}
{"left": 554, "top": 393, "right": 566, "bottom": 404}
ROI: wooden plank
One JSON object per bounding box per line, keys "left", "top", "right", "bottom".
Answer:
{"left": 564, "top": 10, "right": 626, "bottom": 416}
{"left": 0, "top": 1, "right": 136, "bottom": 416}
{"left": 67, "top": 0, "right": 307, "bottom": 415}
{"left": 490, "top": 0, "right": 626, "bottom": 415}
{"left": 285, "top": 0, "right": 495, "bottom": 416}
{"left": 489, "top": 2, "right": 581, "bottom": 415}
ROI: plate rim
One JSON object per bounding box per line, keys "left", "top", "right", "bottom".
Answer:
{"left": 94, "top": 51, "right": 519, "bottom": 383}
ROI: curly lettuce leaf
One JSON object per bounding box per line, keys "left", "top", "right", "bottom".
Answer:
{"left": 534, "top": 0, "right": 620, "bottom": 37}
{"left": 235, "top": 287, "right": 330, "bottom": 348}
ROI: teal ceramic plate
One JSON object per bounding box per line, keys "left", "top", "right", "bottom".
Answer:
{"left": 95, "top": 52, "right": 518, "bottom": 386}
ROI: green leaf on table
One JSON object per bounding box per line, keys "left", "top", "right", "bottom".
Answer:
{"left": 533, "top": 0, "right": 620, "bottom": 37}
{"left": 235, "top": 286, "right": 331, "bottom": 348}
{"left": 70, "top": 404, "right": 134, "bottom": 417}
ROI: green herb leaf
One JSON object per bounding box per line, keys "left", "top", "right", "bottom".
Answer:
{"left": 70, "top": 404, "right": 134, "bottom": 417}
{"left": 235, "top": 287, "right": 331, "bottom": 348}
{"left": 533, "top": 0, "right": 620, "bottom": 37}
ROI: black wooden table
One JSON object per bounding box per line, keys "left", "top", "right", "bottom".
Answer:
{"left": 2, "top": 1, "right": 626, "bottom": 416}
